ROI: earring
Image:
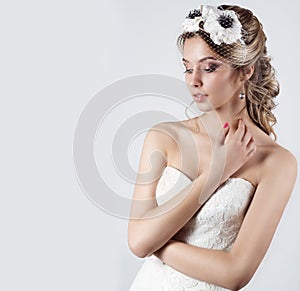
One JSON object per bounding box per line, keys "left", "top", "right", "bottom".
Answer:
{"left": 239, "top": 92, "right": 245, "bottom": 99}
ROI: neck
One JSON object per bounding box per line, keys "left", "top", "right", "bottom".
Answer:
{"left": 199, "top": 104, "right": 257, "bottom": 139}
{"left": 217, "top": 105, "right": 249, "bottom": 129}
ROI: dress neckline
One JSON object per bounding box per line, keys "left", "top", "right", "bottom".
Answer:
{"left": 165, "top": 165, "right": 255, "bottom": 188}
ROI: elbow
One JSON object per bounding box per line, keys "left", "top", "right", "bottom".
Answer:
{"left": 128, "top": 237, "right": 151, "bottom": 258}
{"left": 226, "top": 264, "right": 255, "bottom": 291}
{"left": 229, "top": 277, "right": 251, "bottom": 291}
{"left": 128, "top": 241, "right": 149, "bottom": 258}
{"left": 229, "top": 281, "right": 249, "bottom": 291}
{"left": 128, "top": 223, "right": 155, "bottom": 258}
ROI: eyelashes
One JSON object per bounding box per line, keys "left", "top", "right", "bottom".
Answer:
{"left": 205, "top": 64, "right": 219, "bottom": 72}
{"left": 183, "top": 68, "right": 193, "bottom": 74}
{"left": 183, "top": 63, "right": 221, "bottom": 74}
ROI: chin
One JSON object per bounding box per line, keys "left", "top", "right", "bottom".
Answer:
{"left": 196, "top": 103, "right": 214, "bottom": 113}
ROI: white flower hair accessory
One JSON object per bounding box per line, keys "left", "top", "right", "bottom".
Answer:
{"left": 182, "top": 5, "right": 245, "bottom": 46}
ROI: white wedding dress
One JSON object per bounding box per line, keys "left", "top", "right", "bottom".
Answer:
{"left": 129, "top": 166, "right": 255, "bottom": 291}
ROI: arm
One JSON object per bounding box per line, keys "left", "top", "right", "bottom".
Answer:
{"left": 128, "top": 124, "right": 217, "bottom": 258}
{"left": 128, "top": 120, "right": 255, "bottom": 258}
{"left": 154, "top": 150, "right": 297, "bottom": 290}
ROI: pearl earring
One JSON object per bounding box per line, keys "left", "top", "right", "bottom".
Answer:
{"left": 239, "top": 92, "right": 245, "bottom": 99}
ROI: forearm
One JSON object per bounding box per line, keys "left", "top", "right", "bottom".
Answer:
{"left": 128, "top": 174, "right": 223, "bottom": 258}
{"left": 154, "top": 240, "right": 242, "bottom": 290}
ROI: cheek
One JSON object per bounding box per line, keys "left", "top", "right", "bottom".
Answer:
{"left": 209, "top": 74, "right": 238, "bottom": 92}
{"left": 205, "top": 75, "right": 238, "bottom": 105}
{"left": 204, "top": 75, "right": 227, "bottom": 92}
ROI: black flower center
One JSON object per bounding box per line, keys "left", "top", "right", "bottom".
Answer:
{"left": 218, "top": 14, "right": 234, "bottom": 29}
{"left": 187, "top": 9, "right": 202, "bottom": 19}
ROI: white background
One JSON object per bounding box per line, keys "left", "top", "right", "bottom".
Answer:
{"left": 1, "top": 0, "right": 299, "bottom": 290}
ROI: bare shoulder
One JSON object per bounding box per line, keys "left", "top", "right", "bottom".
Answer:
{"left": 264, "top": 143, "right": 297, "bottom": 170}
{"left": 261, "top": 142, "right": 297, "bottom": 184}
{"left": 149, "top": 119, "right": 190, "bottom": 139}
{"left": 145, "top": 119, "right": 188, "bottom": 153}
{"left": 151, "top": 119, "right": 186, "bottom": 131}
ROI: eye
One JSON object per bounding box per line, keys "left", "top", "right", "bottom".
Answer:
{"left": 183, "top": 68, "right": 193, "bottom": 74}
{"left": 203, "top": 63, "right": 220, "bottom": 73}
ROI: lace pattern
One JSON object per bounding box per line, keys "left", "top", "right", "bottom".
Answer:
{"left": 129, "top": 166, "right": 255, "bottom": 291}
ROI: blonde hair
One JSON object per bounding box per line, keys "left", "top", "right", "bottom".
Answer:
{"left": 178, "top": 5, "right": 279, "bottom": 139}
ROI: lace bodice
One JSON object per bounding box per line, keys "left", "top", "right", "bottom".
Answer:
{"left": 129, "top": 166, "right": 255, "bottom": 291}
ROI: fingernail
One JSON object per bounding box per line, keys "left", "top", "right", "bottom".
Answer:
{"left": 223, "top": 122, "right": 229, "bottom": 128}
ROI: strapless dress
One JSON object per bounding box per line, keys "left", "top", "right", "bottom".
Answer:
{"left": 129, "top": 166, "right": 255, "bottom": 291}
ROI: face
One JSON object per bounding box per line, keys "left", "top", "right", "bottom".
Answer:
{"left": 182, "top": 36, "right": 243, "bottom": 112}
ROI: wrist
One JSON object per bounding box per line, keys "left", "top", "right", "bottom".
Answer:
{"left": 194, "top": 172, "right": 223, "bottom": 204}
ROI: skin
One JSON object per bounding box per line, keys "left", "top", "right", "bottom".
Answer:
{"left": 128, "top": 36, "right": 297, "bottom": 290}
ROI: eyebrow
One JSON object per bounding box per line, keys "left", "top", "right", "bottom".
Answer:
{"left": 182, "top": 56, "right": 218, "bottom": 63}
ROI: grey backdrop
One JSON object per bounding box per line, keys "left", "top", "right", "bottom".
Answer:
{"left": 1, "top": 0, "right": 299, "bottom": 290}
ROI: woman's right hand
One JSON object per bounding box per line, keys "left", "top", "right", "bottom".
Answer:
{"left": 215, "top": 119, "right": 257, "bottom": 184}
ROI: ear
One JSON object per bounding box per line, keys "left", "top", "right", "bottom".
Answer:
{"left": 239, "top": 65, "right": 255, "bottom": 81}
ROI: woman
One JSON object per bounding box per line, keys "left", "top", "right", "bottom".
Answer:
{"left": 128, "top": 4, "right": 297, "bottom": 290}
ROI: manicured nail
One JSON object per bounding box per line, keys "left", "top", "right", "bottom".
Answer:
{"left": 223, "top": 122, "right": 229, "bottom": 128}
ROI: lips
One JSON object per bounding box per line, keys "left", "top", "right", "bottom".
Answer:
{"left": 193, "top": 93, "right": 207, "bottom": 103}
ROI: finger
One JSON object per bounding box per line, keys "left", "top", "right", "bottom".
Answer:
{"left": 246, "top": 142, "right": 257, "bottom": 157}
{"left": 242, "top": 128, "right": 253, "bottom": 146}
{"left": 218, "top": 122, "right": 230, "bottom": 144}
{"left": 223, "top": 122, "right": 230, "bottom": 136}
{"left": 247, "top": 146, "right": 257, "bottom": 159}
{"left": 234, "top": 119, "right": 246, "bottom": 140}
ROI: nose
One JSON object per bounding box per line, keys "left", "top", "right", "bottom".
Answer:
{"left": 187, "top": 69, "right": 203, "bottom": 88}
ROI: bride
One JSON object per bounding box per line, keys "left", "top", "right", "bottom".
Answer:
{"left": 127, "top": 4, "right": 297, "bottom": 290}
